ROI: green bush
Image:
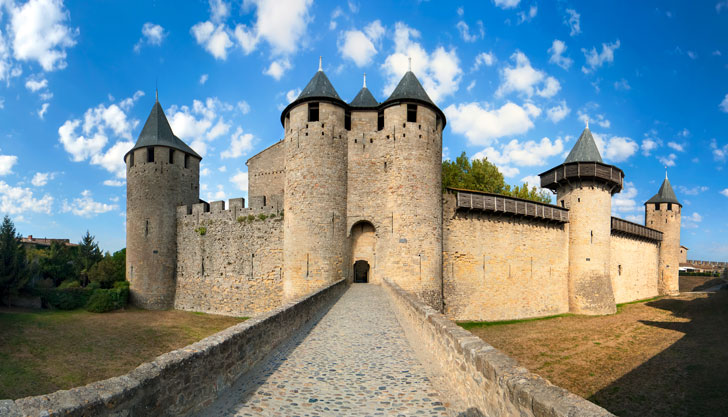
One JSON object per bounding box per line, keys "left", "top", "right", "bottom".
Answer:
{"left": 237, "top": 216, "right": 245, "bottom": 223}
{"left": 85, "top": 282, "right": 129, "bottom": 313}
{"left": 58, "top": 279, "right": 80, "bottom": 289}
{"left": 195, "top": 227, "right": 207, "bottom": 236}
{"left": 257, "top": 214, "right": 268, "bottom": 221}
{"left": 247, "top": 214, "right": 255, "bottom": 222}
{"left": 33, "top": 287, "right": 93, "bottom": 310}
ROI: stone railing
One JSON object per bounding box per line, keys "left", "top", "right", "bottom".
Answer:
{"left": 1, "top": 280, "right": 348, "bottom": 417}
{"left": 611, "top": 217, "right": 663, "bottom": 242}
{"left": 382, "top": 279, "right": 614, "bottom": 417}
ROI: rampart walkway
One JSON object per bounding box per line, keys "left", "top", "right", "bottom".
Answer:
{"left": 196, "top": 284, "right": 455, "bottom": 416}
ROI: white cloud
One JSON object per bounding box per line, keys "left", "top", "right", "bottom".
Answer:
{"left": 58, "top": 91, "right": 144, "bottom": 178}
{"left": 37, "top": 102, "right": 49, "bottom": 119}
{"left": 466, "top": 80, "right": 476, "bottom": 92}
{"left": 62, "top": 189, "right": 116, "bottom": 217}
{"left": 25, "top": 77, "right": 47, "bottom": 91}
{"left": 221, "top": 127, "right": 255, "bottom": 159}
{"left": 0, "top": 180, "right": 53, "bottom": 215}
{"left": 209, "top": 0, "right": 230, "bottom": 22}
{"left": 612, "top": 181, "right": 639, "bottom": 214}
{"left": 720, "top": 189, "right": 728, "bottom": 197}
{"left": 205, "top": 184, "right": 227, "bottom": 201}
{"left": 230, "top": 170, "right": 248, "bottom": 191}
{"left": 517, "top": 5, "right": 537, "bottom": 24}
{"left": 658, "top": 153, "right": 677, "bottom": 167}
{"left": 667, "top": 141, "right": 685, "bottom": 152}
{"left": 548, "top": 40, "right": 572, "bottom": 70}
{"left": 264, "top": 58, "right": 291, "bottom": 80}
{"left": 338, "top": 21, "right": 384, "bottom": 67}
{"left": 520, "top": 175, "right": 541, "bottom": 188}
{"left": 9, "top": 0, "right": 78, "bottom": 71}
{"left": 218, "top": 166, "right": 227, "bottom": 172}
{"left": 0, "top": 155, "right": 18, "bottom": 175}
{"left": 381, "top": 22, "right": 462, "bottom": 103}
{"left": 641, "top": 138, "right": 660, "bottom": 156}
{"left": 444, "top": 101, "right": 535, "bottom": 146}
{"left": 472, "top": 52, "right": 496, "bottom": 71}
{"left": 134, "top": 22, "right": 166, "bottom": 52}
{"left": 456, "top": 20, "right": 484, "bottom": 42}
{"left": 473, "top": 137, "right": 564, "bottom": 177}
{"left": 199, "top": 74, "right": 209, "bottom": 85}
{"left": 546, "top": 101, "right": 570, "bottom": 123}
{"left": 200, "top": 167, "right": 210, "bottom": 176}
{"left": 687, "top": 50, "right": 697, "bottom": 60}
{"left": 191, "top": 21, "right": 232, "bottom": 60}
{"left": 167, "top": 97, "right": 235, "bottom": 157}
{"left": 237, "top": 100, "right": 250, "bottom": 114}
{"left": 577, "top": 110, "right": 610, "bottom": 128}
{"left": 682, "top": 212, "right": 702, "bottom": 229}
{"left": 614, "top": 78, "right": 631, "bottom": 90}
{"left": 720, "top": 94, "right": 728, "bottom": 113}
{"left": 493, "top": 0, "right": 520, "bottom": 9}
{"left": 564, "top": 9, "right": 581, "bottom": 36}
{"left": 286, "top": 88, "right": 301, "bottom": 103}
{"left": 103, "top": 179, "right": 124, "bottom": 187}
{"left": 677, "top": 185, "right": 708, "bottom": 196}
{"left": 710, "top": 138, "right": 727, "bottom": 161}
{"left": 581, "top": 40, "right": 620, "bottom": 73}
{"left": 31, "top": 171, "right": 55, "bottom": 186}
{"left": 329, "top": 7, "right": 343, "bottom": 30}
{"left": 591, "top": 132, "right": 638, "bottom": 162}
{"left": 232, "top": 0, "right": 313, "bottom": 57}
{"left": 496, "top": 51, "right": 560, "bottom": 98}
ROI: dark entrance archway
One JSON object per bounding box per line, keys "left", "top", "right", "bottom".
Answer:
{"left": 353, "top": 260, "right": 370, "bottom": 283}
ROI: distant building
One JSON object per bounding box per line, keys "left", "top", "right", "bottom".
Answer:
{"left": 20, "top": 235, "right": 78, "bottom": 249}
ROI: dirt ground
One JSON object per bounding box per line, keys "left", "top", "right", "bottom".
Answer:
{"left": 465, "top": 290, "right": 728, "bottom": 416}
{"left": 0, "top": 307, "right": 244, "bottom": 400}
{"left": 678, "top": 275, "right": 725, "bottom": 292}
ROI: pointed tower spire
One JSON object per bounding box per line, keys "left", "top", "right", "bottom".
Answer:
{"left": 586, "top": 118, "right": 589, "bottom": 129}
{"left": 564, "top": 126, "right": 603, "bottom": 163}
{"left": 646, "top": 176, "right": 681, "bottom": 206}
{"left": 363, "top": 73, "right": 367, "bottom": 88}
{"left": 318, "top": 56, "right": 322, "bottom": 71}
{"left": 126, "top": 100, "right": 200, "bottom": 159}
{"left": 408, "top": 56, "right": 412, "bottom": 71}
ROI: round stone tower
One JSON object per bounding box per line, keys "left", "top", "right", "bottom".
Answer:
{"left": 125, "top": 97, "right": 201, "bottom": 309}
{"left": 279, "top": 61, "right": 348, "bottom": 300}
{"left": 644, "top": 175, "right": 681, "bottom": 295}
{"left": 540, "top": 125, "right": 623, "bottom": 315}
{"left": 379, "top": 69, "right": 445, "bottom": 309}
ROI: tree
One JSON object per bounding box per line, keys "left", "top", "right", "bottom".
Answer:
{"left": 442, "top": 152, "right": 552, "bottom": 203}
{"left": 39, "top": 241, "right": 76, "bottom": 286}
{"left": 0, "top": 216, "right": 28, "bottom": 306}
{"left": 88, "top": 248, "right": 126, "bottom": 288}
{"left": 77, "top": 230, "right": 102, "bottom": 286}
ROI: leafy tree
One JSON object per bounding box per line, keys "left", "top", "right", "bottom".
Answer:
{"left": 0, "top": 216, "right": 28, "bottom": 306}
{"left": 88, "top": 248, "right": 126, "bottom": 288}
{"left": 38, "top": 241, "right": 77, "bottom": 286}
{"left": 443, "top": 152, "right": 552, "bottom": 204}
{"left": 77, "top": 231, "right": 102, "bottom": 286}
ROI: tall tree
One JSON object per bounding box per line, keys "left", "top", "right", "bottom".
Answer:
{"left": 443, "top": 152, "right": 552, "bottom": 203}
{"left": 77, "top": 231, "right": 102, "bottom": 286}
{"left": 0, "top": 216, "right": 28, "bottom": 306}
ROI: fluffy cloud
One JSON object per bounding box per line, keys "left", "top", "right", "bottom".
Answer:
{"left": 199, "top": 74, "right": 208, "bottom": 85}
{"left": 444, "top": 102, "right": 536, "bottom": 146}
{"left": 493, "top": 0, "right": 520, "bottom": 9}
{"left": 720, "top": 94, "right": 728, "bottom": 113}
{"left": 62, "top": 189, "right": 116, "bottom": 217}
{"left": 230, "top": 170, "right": 248, "bottom": 191}
{"left": 381, "top": 22, "right": 462, "bottom": 103}
{"left": 456, "top": 19, "right": 484, "bottom": 43}
{"left": 25, "top": 77, "right": 47, "bottom": 91}
{"left": 658, "top": 153, "right": 677, "bottom": 167}
{"left": 496, "top": 51, "right": 560, "bottom": 98}
{"left": 58, "top": 91, "right": 144, "bottom": 178}
{"left": 591, "top": 132, "right": 638, "bottom": 162}
{"left": 37, "top": 102, "right": 49, "bottom": 119}
{"left": 134, "top": 23, "right": 166, "bottom": 52}
{"left": 720, "top": 189, "right": 728, "bottom": 197}
{"left": 546, "top": 101, "right": 570, "bottom": 123}
{"left": 166, "top": 97, "right": 236, "bottom": 156}
{"left": 517, "top": 5, "right": 537, "bottom": 24}
{"left": 641, "top": 138, "right": 660, "bottom": 156}
{"left": 667, "top": 141, "right": 685, "bottom": 152}
{"left": 286, "top": 88, "right": 301, "bottom": 103}
{"left": 220, "top": 127, "right": 255, "bottom": 159}
{"left": 710, "top": 138, "right": 727, "bottom": 161}
{"left": 31, "top": 171, "right": 55, "bottom": 186}
{"left": 564, "top": 9, "right": 581, "bottom": 36}
{"left": 473, "top": 137, "right": 564, "bottom": 177}
{"left": 191, "top": 21, "right": 232, "bottom": 60}
{"left": 682, "top": 212, "right": 702, "bottom": 229}
{"left": 103, "top": 179, "right": 124, "bottom": 187}
{"left": 577, "top": 110, "right": 610, "bottom": 128}
{"left": 548, "top": 40, "right": 572, "bottom": 70}
{"left": 233, "top": 0, "right": 313, "bottom": 56}
{"left": 614, "top": 78, "right": 631, "bottom": 91}
{"left": 0, "top": 155, "right": 18, "bottom": 175}
{"left": 581, "top": 40, "right": 621, "bottom": 73}
{"left": 0, "top": 180, "right": 53, "bottom": 215}
{"left": 612, "top": 181, "right": 639, "bottom": 214}
{"left": 9, "top": 0, "right": 78, "bottom": 71}
{"left": 264, "top": 58, "right": 291, "bottom": 80}
{"left": 338, "top": 20, "right": 384, "bottom": 67}
{"left": 677, "top": 185, "right": 708, "bottom": 196}
{"left": 472, "top": 52, "right": 496, "bottom": 71}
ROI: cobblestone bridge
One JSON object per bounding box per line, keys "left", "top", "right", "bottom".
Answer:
{"left": 195, "top": 284, "right": 462, "bottom": 417}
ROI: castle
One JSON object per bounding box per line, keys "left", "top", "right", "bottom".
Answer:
{"left": 124, "top": 63, "right": 682, "bottom": 321}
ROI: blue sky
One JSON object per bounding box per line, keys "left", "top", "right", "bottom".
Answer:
{"left": 0, "top": 0, "right": 726, "bottom": 260}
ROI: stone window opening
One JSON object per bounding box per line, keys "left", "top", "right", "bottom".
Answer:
{"left": 384, "top": 161, "right": 387, "bottom": 171}
{"left": 147, "top": 147, "right": 154, "bottom": 163}
{"left": 560, "top": 200, "right": 564, "bottom": 207}
{"left": 370, "top": 138, "right": 373, "bottom": 144}
{"left": 129, "top": 152, "right": 134, "bottom": 167}
{"left": 618, "top": 265, "right": 622, "bottom": 275}
{"left": 145, "top": 220, "right": 149, "bottom": 237}
{"left": 655, "top": 203, "right": 660, "bottom": 210}
{"left": 590, "top": 230, "right": 593, "bottom": 244}
{"left": 407, "top": 104, "right": 417, "bottom": 123}
{"left": 344, "top": 109, "right": 351, "bottom": 131}
{"left": 377, "top": 110, "right": 384, "bottom": 131}
{"left": 308, "top": 102, "right": 319, "bottom": 122}
{"left": 262, "top": 196, "right": 267, "bottom": 206}
{"left": 168, "top": 149, "right": 175, "bottom": 164}
{"left": 184, "top": 154, "right": 189, "bottom": 168}
{"left": 577, "top": 197, "right": 580, "bottom": 202}
{"left": 667, "top": 203, "right": 672, "bottom": 211}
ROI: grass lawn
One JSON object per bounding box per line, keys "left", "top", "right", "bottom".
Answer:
{"left": 0, "top": 307, "right": 245, "bottom": 400}
{"left": 462, "top": 290, "right": 728, "bottom": 417}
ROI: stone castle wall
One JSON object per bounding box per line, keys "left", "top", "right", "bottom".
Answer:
{"left": 646, "top": 202, "right": 681, "bottom": 294}
{"left": 246, "top": 139, "right": 285, "bottom": 205}
{"left": 610, "top": 234, "right": 660, "bottom": 304}
{"left": 174, "top": 199, "right": 284, "bottom": 317}
{"left": 442, "top": 193, "right": 570, "bottom": 321}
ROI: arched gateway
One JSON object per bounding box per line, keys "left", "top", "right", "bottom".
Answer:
{"left": 350, "top": 221, "right": 375, "bottom": 283}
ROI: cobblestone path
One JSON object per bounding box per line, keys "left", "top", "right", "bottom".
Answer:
{"left": 196, "top": 284, "right": 454, "bottom": 417}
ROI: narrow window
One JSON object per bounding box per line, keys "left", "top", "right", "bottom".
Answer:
{"left": 169, "top": 149, "right": 175, "bottom": 164}
{"left": 560, "top": 200, "right": 564, "bottom": 208}
{"left": 184, "top": 154, "right": 189, "bottom": 168}
{"left": 308, "top": 102, "right": 319, "bottom": 122}
{"left": 377, "top": 110, "right": 384, "bottom": 131}
{"left": 618, "top": 265, "right": 622, "bottom": 276}
{"left": 407, "top": 104, "right": 417, "bottom": 122}
{"left": 129, "top": 152, "right": 134, "bottom": 167}
{"left": 145, "top": 220, "right": 149, "bottom": 237}
{"left": 344, "top": 109, "right": 351, "bottom": 131}
{"left": 262, "top": 196, "right": 267, "bottom": 206}
{"left": 667, "top": 203, "right": 672, "bottom": 211}
{"left": 655, "top": 203, "right": 660, "bottom": 211}
{"left": 147, "top": 147, "right": 154, "bottom": 163}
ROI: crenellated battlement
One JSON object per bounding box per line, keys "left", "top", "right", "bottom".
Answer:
{"left": 176, "top": 197, "right": 282, "bottom": 223}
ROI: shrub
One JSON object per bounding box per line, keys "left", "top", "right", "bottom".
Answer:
{"left": 247, "top": 214, "right": 255, "bottom": 222}
{"left": 85, "top": 281, "right": 129, "bottom": 313}
{"left": 257, "top": 214, "right": 268, "bottom": 221}
{"left": 269, "top": 213, "right": 276, "bottom": 218}
{"left": 195, "top": 227, "right": 207, "bottom": 236}
{"left": 58, "top": 279, "right": 80, "bottom": 289}
{"left": 34, "top": 287, "right": 93, "bottom": 310}
{"left": 237, "top": 216, "right": 245, "bottom": 223}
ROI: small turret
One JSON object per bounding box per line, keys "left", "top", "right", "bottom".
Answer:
{"left": 645, "top": 175, "right": 681, "bottom": 295}
{"left": 125, "top": 96, "right": 200, "bottom": 309}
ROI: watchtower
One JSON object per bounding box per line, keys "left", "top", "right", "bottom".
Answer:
{"left": 540, "top": 125, "right": 623, "bottom": 314}
{"left": 125, "top": 97, "right": 201, "bottom": 309}
{"left": 279, "top": 59, "right": 349, "bottom": 300}
{"left": 644, "top": 175, "right": 681, "bottom": 295}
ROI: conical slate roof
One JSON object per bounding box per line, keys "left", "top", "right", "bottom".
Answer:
{"left": 383, "top": 71, "right": 435, "bottom": 106}
{"left": 297, "top": 70, "right": 341, "bottom": 101}
{"left": 646, "top": 177, "right": 681, "bottom": 206}
{"left": 127, "top": 100, "right": 200, "bottom": 159}
{"left": 350, "top": 87, "right": 378, "bottom": 107}
{"left": 564, "top": 127, "right": 602, "bottom": 163}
